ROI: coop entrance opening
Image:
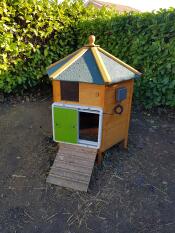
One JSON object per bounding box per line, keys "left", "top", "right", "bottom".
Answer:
{"left": 78, "top": 110, "right": 102, "bottom": 147}
{"left": 52, "top": 103, "right": 102, "bottom": 148}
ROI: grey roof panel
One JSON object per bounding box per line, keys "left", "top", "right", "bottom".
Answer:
{"left": 99, "top": 51, "right": 136, "bottom": 83}
{"left": 54, "top": 50, "right": 104, "bottom": 84}
{"left": 47, "top": 54, "right": 75, "bottom": 76}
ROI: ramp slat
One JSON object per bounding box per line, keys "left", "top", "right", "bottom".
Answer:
{"left": 47, "top": 174, "right": 88, "bottom": 192}
{"left": 50, "top": 167, "right": 90, "bottom": 182}
{"left": 47, "top": 143, "right": 97, "bottom": 191}
{"left": 52, "top": 161, "right": 93, "bottom": 174}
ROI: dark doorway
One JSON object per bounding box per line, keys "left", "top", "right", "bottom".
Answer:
{"left": 79, "top": 112, "right": 99, "bottom": 142}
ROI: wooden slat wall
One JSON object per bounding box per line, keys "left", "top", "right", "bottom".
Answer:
{"left": 52, "top": 80, "right": 105, "bottom": 108}
{"left": 100, "top": 80, "right": 134, "bottom": 152}
{"left": 103, "top": 81, "right": 130, "bottom": 114}
{"left": 52, "top": 80, "right": 61, "bottom": 101}
{"left": 79, "top": 83, "right": 105, "bottom": 107}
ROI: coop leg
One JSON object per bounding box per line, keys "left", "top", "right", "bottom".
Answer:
{"left": 123, "top": 137, "right": 128, "bottom": 149}
{"left": 119, "top": 137, "right": 128, "bottom": 149}
{"left": 97, "top": 151, "right": 104, "bottom": 165}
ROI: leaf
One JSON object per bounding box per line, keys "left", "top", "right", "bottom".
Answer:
{"left": 43, "top": 47, "right": 48, "bottom": 57}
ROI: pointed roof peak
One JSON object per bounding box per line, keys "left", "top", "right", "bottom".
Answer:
{"left": 47, "top": 35, "right": 142, "bottom": 84}
{"left": 84, "top": 34, "right": 100, "bottom": 47}
{"left": 88, "top": 35, "right": 95, "bottom": 46}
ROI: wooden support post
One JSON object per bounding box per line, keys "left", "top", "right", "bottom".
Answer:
{"left": 121, "top": 79, "right": 134, "bottom": 150}
{"left": 124, "top": 137, "right": 128, "bottom": 149}
{"left": 118, "top": 138, "right": 128, "bottom": 150}
{"left": 96, "top": 150, "right": 104, "bottom": 165}
{"left": 119, "top": 139, "right": 128, "bottom": 149}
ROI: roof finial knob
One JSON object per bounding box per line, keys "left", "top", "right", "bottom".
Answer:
{"left": 88, "top": 35, "right": 95, "bottom": 46}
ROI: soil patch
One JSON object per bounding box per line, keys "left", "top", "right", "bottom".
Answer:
{"left": 0, "top": 100, "right": 175, "bottom": 233}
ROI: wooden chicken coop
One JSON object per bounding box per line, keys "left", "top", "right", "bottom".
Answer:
{"left": 46, "top": 35, "right": 142, "bottom": 191}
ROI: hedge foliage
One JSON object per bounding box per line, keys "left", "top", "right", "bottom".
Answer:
{"left": 0, "top": 0, "right": 93, "bottom": 92}
{"left": 76, "top": 8, "right": 175, "bottom": 108}
{"left": 0, "top": 0, "right": 175, "bottom": 108}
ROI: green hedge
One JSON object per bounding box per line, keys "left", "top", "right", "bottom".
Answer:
{"left": 0, "top": 0, "right": 175, "bottom": 108}
{"left": 0, "top": 0, "right": 87, "bottom": 92}
{"left": 76, "top": 8, "right": 175, "bottom": 108}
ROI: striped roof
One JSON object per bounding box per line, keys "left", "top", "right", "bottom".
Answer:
{"left": 47, "top": 35, "right": 141, "bottom": 85}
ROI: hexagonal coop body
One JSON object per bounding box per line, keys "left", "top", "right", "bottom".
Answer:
{"left": 46, "top": 35, "right": 141, "bottom": 191}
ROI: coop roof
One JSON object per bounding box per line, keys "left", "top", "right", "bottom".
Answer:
{"left": 47, "top": 35, "right": 142, "bottom": 85}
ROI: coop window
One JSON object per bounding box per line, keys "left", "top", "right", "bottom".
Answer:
{"left": 60, "top": 81, "right": 79, "bottom": 102}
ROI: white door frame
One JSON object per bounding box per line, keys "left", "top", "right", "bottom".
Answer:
{"left": 52, "top": 103, "right": 103, "bottom": 149}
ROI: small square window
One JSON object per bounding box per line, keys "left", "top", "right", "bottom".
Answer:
{"left": 60, "top": 81, "right": 79, "bottom": 102}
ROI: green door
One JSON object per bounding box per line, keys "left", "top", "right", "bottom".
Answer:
{"left": 53, "top": 107, "right": 78, "bottom": 144}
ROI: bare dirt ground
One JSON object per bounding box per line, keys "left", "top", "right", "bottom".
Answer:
{"left": 0, "top": 99, "right": 175, "bottom": 233}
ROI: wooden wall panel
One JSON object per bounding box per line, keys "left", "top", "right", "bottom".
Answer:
{"left": 52, "top": 80, "right": 61, "bottom": 102}
{"left": 100, "top": 80, "right": 134, "bottom": 152}
{"left": 100, "top": 120, "right": 126, "bottom": 151}
{"left": 103, "top": 114, "right": 128, "bottom": 129}
{"left": 103, "top": 80, "right": 131, "bottom": 114}
{"left": 79, "top": 83, "right": 105, "bottom": 107}
{"left": 52, "top": 81, "right": 105, "bottom": 108}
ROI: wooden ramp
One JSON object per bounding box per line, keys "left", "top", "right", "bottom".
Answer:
{"left": 46, "top": 143, "right": 97, "bottom": 192}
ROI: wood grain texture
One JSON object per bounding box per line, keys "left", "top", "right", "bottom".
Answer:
{"left": 79, "top": 83, "right": 105, "bottom": 107}
{"left": 100, "top": 80, "right": 134, "bottom": 152}
{"left": 52, "top": 80, "right": 61, "bottom": 102}
{"left": 47, "top": 175, "right": 88, "bottom": 192}
{"left": 52, "top": 81, "right": 105, "bottom": 108}
{"left": 100, "top": 118, "right": 127, "bottom": 151}
{"left": 123, "top": 79, "right": 134, "bottom": 148}
{"left": 47, "top": 143, "right": 97, "bottom": 192}
{"left": 103, "top": 80, "right": 131, "bottom": 114}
